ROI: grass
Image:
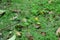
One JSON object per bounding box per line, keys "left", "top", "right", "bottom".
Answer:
{"left": 0, "top": 0, "right": 60, "bottom": 40}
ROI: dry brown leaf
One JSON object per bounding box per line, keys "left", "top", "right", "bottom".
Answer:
{"left": 33, "top": 24, "right": 41, "bottom": 29}
{"left": 59, "top": 38, "right": 60, "bottom": 40}
{"left": 41, "top": 32, "right": 46, "bottom": 36}
{"left": 16, "top": 31, "right": 22, "bottom": 36}
{"left": 26, "top": 32, "right": 33, "bottom": 40}
{"left": 49, "top": 11, "right": 54, "bottom": 14}
{"left": 56, "top": 27, "right": 60, "bottom": 36}
{"left": 28, "top": 36, "right": 33, "bottom": 40}
{"left": 11, "top": 9, "right": 21, "bottom": 13}
{"left": 48, "top": 0, "right": 54, "bottom": 4}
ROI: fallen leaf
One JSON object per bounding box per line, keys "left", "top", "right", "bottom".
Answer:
{"left": 41, "top": 32, "right": 46, "bottom": 36}
{"left": 48, "top": 0, "right": 54, "bottom": 4}
{"left": 10, "top": 16, "right": 18, "bottom": 20}
{"left": 59, "top": 38, "right": 60, "bottom": 40}
{"left": 8, "top": 35, "right": 16, "bottom": 40}
{"left": 22, "top": 18, "right": 27, "bottom": 22}
{"left": 0, "top": 10, "right": 6, "bottom": 17}
{"left": 26, "top": 32, "right": 33, "bottom": 40}
{"left": 16, "top": 31, "right": 22, "bottom": 37}
{"left": 0, "top": 33, "right": 2, "bottom": 36}
{"left": 56, "top": 27, "right": 60, "bottom": 36}
{"left": 49, "top": 11, "right": 54, "bottom": 14}
{"left": 28, "top": 36, "right": 33, "bottom": 40}
{"left": 11, "top": 9, "right": 21, "bottom": 13}
{"left": 33, "top": 23, "right": 41, "bottom": 29}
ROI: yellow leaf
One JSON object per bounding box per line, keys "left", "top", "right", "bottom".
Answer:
{"left": 35, "top": 17, "right": 39, "bottom": 21}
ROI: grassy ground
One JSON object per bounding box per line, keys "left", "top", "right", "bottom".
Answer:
{"left": 0, "top": 0, "right": 60, "bottom": 40}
